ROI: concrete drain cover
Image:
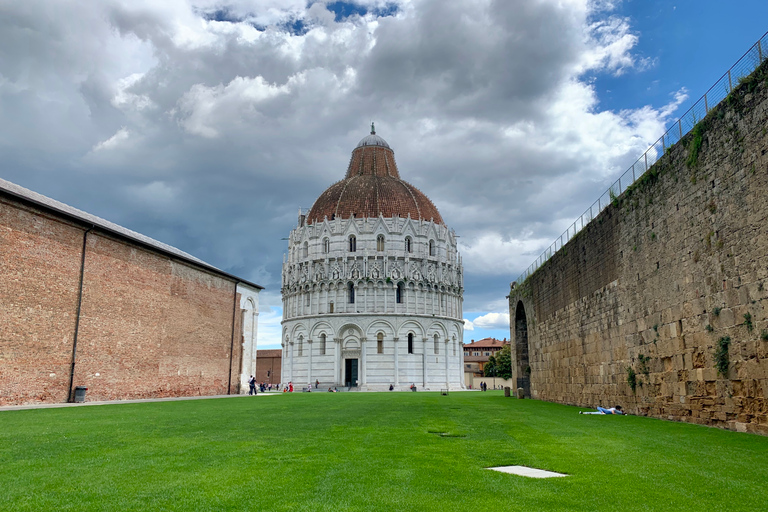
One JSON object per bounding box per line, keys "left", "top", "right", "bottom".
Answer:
{"left": 487, "top": 466, "right": 567, "bottom": 478}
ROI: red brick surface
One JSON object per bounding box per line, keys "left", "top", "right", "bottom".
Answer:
{"left": 255, "top": 349, "right": 281, "bottom": 385}
{"left": 0, "top": 195, "right": 244, "bottom": 405}
{"left": 0, "top": 199, "right": 83, "bottom": 403}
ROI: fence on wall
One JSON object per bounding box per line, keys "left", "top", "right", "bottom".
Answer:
{"left": 514, "top": 30, "right": 768, "bottom": 286}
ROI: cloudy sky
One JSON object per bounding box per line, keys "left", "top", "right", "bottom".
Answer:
{"left": 1, "top": 0, "right": 766, "bottom": 348}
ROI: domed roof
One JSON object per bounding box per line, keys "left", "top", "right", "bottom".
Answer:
{"left": 306, "top": 125, "right": 444, "bottom": 226}
{"left": 356, "top": 126, "right": 391, "bottom": 148}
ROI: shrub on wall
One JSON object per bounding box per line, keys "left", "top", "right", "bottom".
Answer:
{"left": 715, "top": 336, "right": 731, "bottom": 376}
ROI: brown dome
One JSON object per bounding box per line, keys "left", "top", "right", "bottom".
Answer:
{"left": 306, "top": 127, "right": 444, "bottom": 225}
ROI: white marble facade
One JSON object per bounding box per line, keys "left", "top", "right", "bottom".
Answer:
{"left": 238, "top": 283, "right": 261, "bottom": 393}
{"left": 281, "top": 215, "right": 465, "bottom": 390}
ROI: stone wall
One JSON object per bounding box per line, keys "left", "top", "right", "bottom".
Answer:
{"left": 509, "top": 61, "right": 768, "bottom": 434}
{"left": 0, "top": 194, "right": 255, "bottom": 405}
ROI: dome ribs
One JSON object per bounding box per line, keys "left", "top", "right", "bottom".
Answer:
{"left": 305, "top": 131, "right": 443, "bottom": 226}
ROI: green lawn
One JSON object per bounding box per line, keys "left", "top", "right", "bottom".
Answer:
{"left": 1, "top": 392, "right": 766, "bottom": 511}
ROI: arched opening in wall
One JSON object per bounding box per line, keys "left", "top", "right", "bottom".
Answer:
{"left": 434, "top": 333, "right": 439, "bottom": 354}
{"left": 303, "top": 242, "right": 308, "bottom": 258}
{"left": 323, "top": 238, "right": 329, "bottom": 254}
{"left": 515, "top": 301, "right": 530, "bottom": 397}
{"left": 377, "top": 332, "right": 384, "bottom": 354}
{"left": 329, "top": 301, "right": 334, "bottom": 313}
{"left": 349, "top": 235, "right": 356, "bottom": 252}
{"left": 429, "top": 240, "right": 435, "bottom": 256}
{"left": 405, "top": 237, "right": 412, "bottom": 253}
{"left": 320, "top": 333, "right": 327, "bottom": 355}
{"left": 348, "top": 282, "right": 355, "bottom": 303}
{"left": 298, "top": 335, "right": 304, "bottom": 357}
{"left": 377, "top": 235, "right": 385, "bottom": 252}
{"left": 396, "top": 282, "right": 404, "bottom": 304}
{"left": 408, "top": 333, "right": 414, "bottom": 354}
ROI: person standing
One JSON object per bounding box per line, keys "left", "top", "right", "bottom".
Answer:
{"left": 248, "top": 375, "right": 256, "bottom": 395}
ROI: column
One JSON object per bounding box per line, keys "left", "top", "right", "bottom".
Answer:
{"left": 360, "top": 337, "right": 367, "bottom": 386}
{"left": 307, "top": 338, "right": 313, "bottom": 386}
{"left": 393, "top": 337, "right": 399, "bottom": 386}
{"left": 422, "top": 337, "right": 428, "bottom": 388}
{"left": 334, "top": 337, "right": 341, "bottom": 386}
{"left": 289, "top": 341, "right": 294, "bottom": 383}
{"left": 444, "top": 338, "right": 449, "bottom": 388}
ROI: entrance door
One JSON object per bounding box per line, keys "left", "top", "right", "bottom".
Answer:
{"left": 515, "top": 301, "right": 531, "bottom": 397}
{"left": 345, "top": 358, "right": 358, "bottom": 387}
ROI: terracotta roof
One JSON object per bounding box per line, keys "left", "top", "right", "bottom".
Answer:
{"left": 257, "top": 349, "right": 282, "bottom": 358}
{"left": 463, "top": 337, "right": 509, "bottom": 348}
{"left": 305, "top": 129, "right": 443, "bottom": 225}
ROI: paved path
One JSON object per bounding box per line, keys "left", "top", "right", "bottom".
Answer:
{"left": 0, "top": 392, "right": 280, "bottom": 412}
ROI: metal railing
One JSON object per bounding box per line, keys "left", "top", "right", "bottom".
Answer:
{"left": 514, "top": 30, "right": 768, "bottom": 286}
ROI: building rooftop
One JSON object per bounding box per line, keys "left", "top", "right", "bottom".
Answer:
{"left": 305, "top": 126, "right": 444, "bottom": 226}
{"left": 464, "top": 337, "right": 509, "bottom": 348}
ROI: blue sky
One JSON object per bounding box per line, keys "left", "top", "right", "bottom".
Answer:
{"left": 0, "top": 0, "right": 766, "bottom": 349}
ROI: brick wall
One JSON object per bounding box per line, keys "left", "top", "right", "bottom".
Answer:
{"left": 0, "top": 200, "right": 83, "bottom": 403}
{"left": 510, "top": 61, "right": 768, "bottom": 434}
{"left": 255, "top": 349, "right": 281, "bottom": 385}
{"left": 0, "top": 195, "right": 246, "bottom": 405}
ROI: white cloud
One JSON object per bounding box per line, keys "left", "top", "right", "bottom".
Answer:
{"left": 463, "top": 319, "right": 474, "bottom": 331}
{"left": 91, "top": 127, "right": 131, "bottom": 152}
{"left": 0, "top": 0, "right": 714, "bottom": 338}
{"left": 473, "top": 312, "right": 511, "bottom": 330}
{"left": 257, "top": 306, "right": 285, "bottom": 348}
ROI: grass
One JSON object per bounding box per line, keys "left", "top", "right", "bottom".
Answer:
{"left": 1, "top": 392, "right": 767, "bottom": 511}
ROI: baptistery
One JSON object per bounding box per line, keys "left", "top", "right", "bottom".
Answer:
{"left": 281, "top": 125, "right": 464, "bottom": 391}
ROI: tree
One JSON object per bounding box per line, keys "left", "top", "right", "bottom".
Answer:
{"left": 494, "top": 345, "right": 512, "bottom": 380}
{"left": 484, "top": 355, "right": 497, "bottom": 377}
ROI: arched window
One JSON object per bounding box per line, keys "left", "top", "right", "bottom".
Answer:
{"left": 349, "top": 235, "right": 356, "bottom": 252}
{"left": 429, "top": 240, "right": 435, "bottom": 256}
{"left": 377, "top": 235, "right": 385, "bottom": 252}
{"left": 348, "top": 282, "right": 355, "bottom": 304}
{"left": 298, "top": 336, "right": 303, "bottom": 357}
{"left": 396, "top": 282, "right": 404, "bottom": 304}
{"left": 407, "top": 333, "right": 414, "bottom": 354}
{"left": 305, "top": 293, "right": 310, "bottom": 307}
{"left": 320, "top": 333, "right": 326, "bottom": 355}
{"left": 405, "top": 237, "right": 412, "bottom": 253}
{"left": 377, "top": 332, "right": 384, "bottom": 354}
{"left": 323, "top": 238, "right": 330, "bottom": 254}
{"left": 303, "top": 242, "right": 308, "bottom": 258}
{"left": 329, "top": 301, "right": 334, "bottom": 314}
{"left": 453, "top": 338, "right": 456, "bottom": 356}
{"left": 434, "top": 333, "right": 439, "bottom": 354}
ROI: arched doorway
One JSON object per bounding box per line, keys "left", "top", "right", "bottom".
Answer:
{"left": 515, "top": 301, "right": 530, "bottom": 397}
{"left": 339, "top": 324, "right": 362, "bottom": 388}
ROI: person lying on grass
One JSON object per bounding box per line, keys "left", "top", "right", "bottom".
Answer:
{"left": 579, "top": 406, "right": 624, "bottom": 415}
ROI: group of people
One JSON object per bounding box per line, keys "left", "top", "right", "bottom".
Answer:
{"left": 247, "top": 376, "right": 293, "bottom": 395}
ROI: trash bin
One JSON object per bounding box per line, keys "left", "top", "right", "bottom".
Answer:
{"left": 74, "top": 386, "right": 88, "bottom": 403}
{"left": 504, "top": 386, "right": 511, "bottom": 397}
